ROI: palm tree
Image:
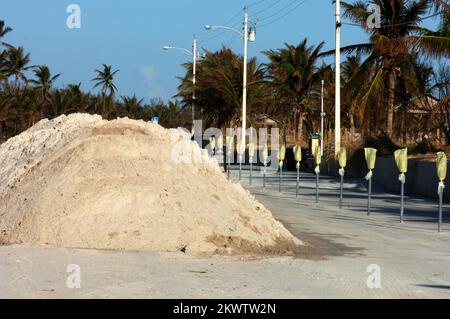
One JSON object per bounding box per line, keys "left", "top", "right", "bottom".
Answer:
{"left": 3, "top": 46, "right": 33, "bottom": 93}
{"left": 30, "top": 65, "right": 61, "bottom": 104}
{"left": 92, "top": 64, "right": 119, "bottom": 117}
{"left": 177, "top": 47, "right": 268, "bottom": 129}
{"left": 263, "top": 39, "right": 324, "bottom": 144}
{"left": 335, "top": 0, "right": 450, "bottom": 138}
{"left": 122, "top": 94, "right": 144, "bottom": 117}
{"left": 0, "top": 20, "right": 12, "bottom": 89}
{"left": 0, "top": 20, "right": 12, "bottom": 45}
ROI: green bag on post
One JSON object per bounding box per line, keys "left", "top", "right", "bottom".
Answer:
{"left": 437, "top": 152, "right": 447, "bottom": 182}
{"left": 337, "top": 148, "right": 347, "bottom": 169}
{"left": 216, "top": 135, "right": 223, "bottom": 151}
{"left": 262, "top": 144, "right": 269, "bottom": 163}
{"left": 293, "top": 146, "right": 302, "bottom": 163}
{"left": 226, "top": 136, "right": 234, "bottom": 154}
{"left": 277, "top": 144, "right": 286, "bottom": 165}
{"left": 364, "top": 148, "right": 377, "bottom": 171}
{"left": 248, "top": 142, "right": 256, "bottom": 160}
{"left": 394, "top": 148, "right": 408, "bottom": 174}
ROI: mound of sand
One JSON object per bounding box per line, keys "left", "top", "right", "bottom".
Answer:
{"left": 0, "top": 114, "right": 303, "bottom": 255}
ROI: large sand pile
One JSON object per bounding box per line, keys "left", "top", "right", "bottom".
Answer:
{"left": 0, "top": 114, "right": 303, "bottom": 255}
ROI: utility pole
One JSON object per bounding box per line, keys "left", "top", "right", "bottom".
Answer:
{"left": 335, "top": 0, "right": 341, "bottom": 156}
{"left": 321, "top": 80, "right": 325, "bottom": 157}
{"left": 192, "top": 36, "right": 197, "bottom": 131}
{"left": 242, "top": 7, "right": 249, "bottom": 151}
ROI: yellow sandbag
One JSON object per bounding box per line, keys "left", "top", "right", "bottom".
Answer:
{"left": 293, "top": 145, "right": 302, "bottom": 163}
{"left": 277, "top": 145, "right": 286, "bottom": 162}
{"left": 394, "top": 148, "right": 408, "bottom": 174}
{"left": 248, "top": 142, "right": 256, "bottom": 159}
{"left": 311, "top": 145, "right": 321, "bottom": 166}
{"left": 312, "top": 138, "right": 319, "bottom": 156}
{"left": 314, "top": 146, "right": 321, "bottom": 165}
{"left": 237, "top": 140, "right": 245, "bottom": 155}
{"left": 226, "top": 135, "right": 234, "bottom": 152}
{"left": 436, "top": 152, "right": 447, "bottom": 181}
{"left": 337, "top": 148, "right": 347, "bottom": 169}
{"left": 364, "top": 147, "right": 377, "bottom": 170}
{"left": 216, "top": 135, "right": 223, "bottom": 150}
{"left": 209, "top": 137, "right": 216, "bottom": 150}
{"left": 262, "top": 144, "right": 269, "bottom": 163}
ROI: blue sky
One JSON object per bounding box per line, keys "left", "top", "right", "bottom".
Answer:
{"left": 0, "top": 0, "right": 441, "bottom": 101}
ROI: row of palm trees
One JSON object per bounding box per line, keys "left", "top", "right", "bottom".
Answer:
{"left": 178, "top": 0, "right": 449, "bottom": 153}
{"left": 1, "top": 0, "right": 449, "bottom": 154}
{"left": 0, "top": 21, "right": 191, "bottom": 141}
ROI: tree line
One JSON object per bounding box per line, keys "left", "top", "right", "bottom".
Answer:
{"left": 1, "top": 0, "right": 450, "bottom": 156}
{"left": 178, "top": 0, "right": 450, "bottom": 154}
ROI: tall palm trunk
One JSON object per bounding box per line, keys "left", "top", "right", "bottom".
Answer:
{"left": 386, "top": 71, "right": 396, "bottom": 138}
{"left": 297, "top": 111, "right": 304, "bottom": 146}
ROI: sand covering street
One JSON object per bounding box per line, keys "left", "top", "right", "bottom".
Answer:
{"left": 0, "top": 114, "right": 303, "bottom": 255}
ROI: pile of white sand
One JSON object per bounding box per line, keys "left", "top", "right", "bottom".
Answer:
{"left": 0, "top": 114, "right": 303, "bottom": 255}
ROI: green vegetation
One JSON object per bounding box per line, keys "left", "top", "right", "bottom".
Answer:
{"left": 1, "top": 0, "right": 449, "bottom": 154}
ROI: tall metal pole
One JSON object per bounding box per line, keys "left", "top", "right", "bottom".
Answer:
{"left": 367, "top": 176, "right": 372, "bottom": 216}
{"left": 438, "top": 187, "right": 443, "bottom": 233}
{"left": 316, "top": 171, "right": 320, "bottom": 203}
{"left": 339, "top": 173, "right": 344, "bottom": 209}
{"left": 400, "top": 181, "right": 405, "bottom": 223}
{"left": 335, "top": 0, "right": 341, "bottom": 156}
{"left": 242, "top": 8, "right": 249, "bottom": 153}
{"left": 321, "top": 80, "right": 325, "bottom": 157}
{"left": 192, "top": 36, "right": 197, "bottom": 128}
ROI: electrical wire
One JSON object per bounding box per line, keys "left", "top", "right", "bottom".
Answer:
{"left": 253, "top": 0, "right": 283, "bottom": 16}
{"left": 258, "top": 0, "right": 303, "bottom": 22}
{"left": 259, "top": 0, "right": 308, "bottom": 28}
{"left": 247, "top": 0, "right": 271, "bottom": 8}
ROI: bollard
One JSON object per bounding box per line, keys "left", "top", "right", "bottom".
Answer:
{"left": 315, "top": 167, "right": 320, "bottom": 203}
{"left": 248, "top": 142, "right": 256, "bottom": 186}
{"left": 395, "top": 148, "right": 408, "bottom": 223}
{"left": 226, "top": 135, "right": 234, "bottom": 180}
{"left": 277, "top": 145, "right": 286, "bottom": 193}
{"left": 279, "top": 161, "right": 283, "bottom": 193}
{"left": 364, "top": 148, "right": 377, "bottom": 216}
{"left": 216, "top": 134, "right": 224, "bottom": 173}
{"left": 312, "top": 145, "right": 322, "bottom": 203}
{"left": 339, "top": 172, "right": 344, "bottom": 209}
{"left": 436, "top": 152, "right": 447, "bottom": 232}
{"left": 237, "top": 140, "right": 245, "bottom": 182}
{"left": 337, "top": 148, "right": 347, "bottom": 209}
{"left": 293, "top": 146, "right": 302, "bottom": 197}
{"left": 209, "top": 136, "right": 216, "bottom": 157}
{"left": 262, "top": 144, "right": 269, "bottom": 190}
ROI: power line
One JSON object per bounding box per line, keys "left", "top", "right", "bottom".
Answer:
{"left": 253, "top": 0, "right": 283, "bottom": 16}
{"left": 197, "top": 8, "right": 243, "bottom": 44}
{"left": 247, "top": 0, "right": 271, "bottom": 8}
{"left": 258, "top": 0, "right": 303, "bottom": 22}
{"left": 259, "top": 0, "right": 308, "bottom": 28}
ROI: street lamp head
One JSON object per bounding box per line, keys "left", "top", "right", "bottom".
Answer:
{"left": 204, "top": 25, "right": 212, "bottom": 30}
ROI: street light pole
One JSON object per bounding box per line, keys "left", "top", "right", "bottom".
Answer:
{"left": 321, "top": 80, "right": 325, "bottom": 157}
{"left": 335, "top": 0, "right": 341, "bottom": 156}
{"left": 205, "top": 7, "right": 254, "bottom": 151}
{"left": 192, "top": 36, "right": 197, "bottom": 129}
{"left": 162, "top": 36, "right": 198, "bottom": 131}
{"left": 242, "top": 8, "right": 249, "bottom": 150}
